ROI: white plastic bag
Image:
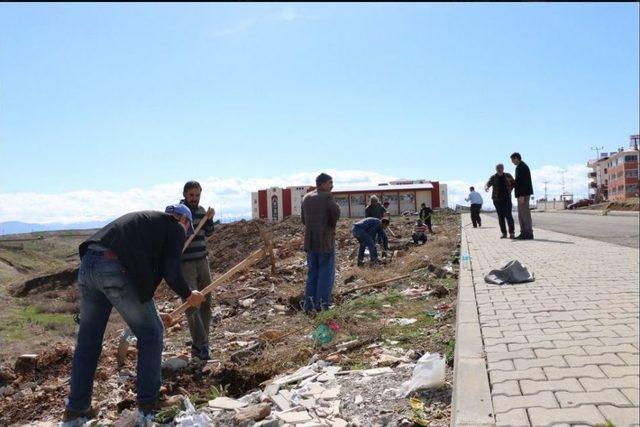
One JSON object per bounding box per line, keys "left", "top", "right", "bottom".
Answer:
{"left": 399, "top": 352, "right": 445, "bottom": 397}
{"left": 174, "top": 398, "right": 214, "bottom": 427}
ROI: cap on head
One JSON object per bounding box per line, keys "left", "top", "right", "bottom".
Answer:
{"left": 165, "top": 204, "right": 194, "bottom": 234}
{"left": 370, "top": 195, "right": 379, "bottom": 203}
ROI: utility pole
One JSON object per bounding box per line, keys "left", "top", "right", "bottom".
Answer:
{"left": 591, "top": 146, "right": 604, "bottom": 159}
{"left": 543, "top": 180, "right": 549, "bottom": 202}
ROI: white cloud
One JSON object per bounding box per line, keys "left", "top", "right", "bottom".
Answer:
{"left": 209, "top": 7, "right": 316, "bottom": 38}
{"left": 0, "top": 165, "right": 589, "bottom": 224}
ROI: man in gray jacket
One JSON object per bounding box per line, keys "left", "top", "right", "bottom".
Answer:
{"left": 301, "top": 173, "right": 341, "bottom": 312}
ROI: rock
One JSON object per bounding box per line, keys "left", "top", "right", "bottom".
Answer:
{"left": 360, "top": 367, "right": 394, "bottom": 376}
{"left": 163, "top": 357, "right": 188, "bottom": 371}
{"left": 209, "top": 396, "right": 248, "bottom": 410}
{"left": 331, "top": 419, "right": 348, "bottom": 427}
{"left": 354, "top": 395, "right": 363, "bottom": 405}
{"left": 233, "top": 403, "right": 271, "bottom": 425}
{"left": 239, "top": 298, "right": 255, "bottom": 308}
{"left": 14, "top": 354, "right": 38, "bottom": 373}
{"left": 270, "top": 394, "right": 291, "bottom": 411}
{"left": 0, "top": 385, "right": 16, "bottom": 397}
{"left": 0, "top": 366, "right": 16, "bottom": 382}
{"left": 21, "top": 382, "right": 37, "bottom": 391}
{"left": 428, "top": 284, "right": 449, "bottom": 298}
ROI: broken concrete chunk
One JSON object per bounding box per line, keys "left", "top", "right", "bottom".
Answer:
{"left": 331, "top": 418, "right": 348, "bottom": 427}
{"left": 300, "top": 383, "right": 325, "bottom": 397}
{"left": 273, "top": 368, "right": 317, "bottom": 385}
{"left": 300, "top": 398, "right": 316, "bottom": 410}
{"left": 354, "top": 394, "right": 363, "bottom": 405}
{"left": 271, "top": 394, "right": 291, "bottom": 411}
{"left": 361, "top": 367, "right": 394, "bottom": 376}
{"left": 233, "top": 403, "right": 271, "bottom": 425}
{"left": 276, "top": 410, "right": 312, "bottom": 424}
{"left": 264, "top": 383, "right": 280, "bottom": 396}
{"left": 318, "top": 387, "right": 340, "bottom": 400}
{"left": 208, "top": 396, "right": 249, "bottom": 410}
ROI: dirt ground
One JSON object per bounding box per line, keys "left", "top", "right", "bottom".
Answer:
{"left": 0, "top": 211, "right": 461, "bottom": 426}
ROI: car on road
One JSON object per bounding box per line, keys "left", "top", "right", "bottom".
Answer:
{"left": 567, "top": 199, "right": 594, "bottom": 210}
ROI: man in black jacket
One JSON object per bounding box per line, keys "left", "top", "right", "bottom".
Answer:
{"left": 485, "top": 163, "right": 516, "bottom": 239}
{"left": 63, "top": 205, "right": 205, "bottom": 423}
{"left": 511, "top": 152, "right": 534, "bottom": 239}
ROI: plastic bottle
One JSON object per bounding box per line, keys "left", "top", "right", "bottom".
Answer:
{"left": 461, "top": 252, "right": 470, "bottom": 269}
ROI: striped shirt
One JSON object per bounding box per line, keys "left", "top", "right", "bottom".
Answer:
{"left": 180, "top": 202, "right": 215, "bottom": 261}
{"left": 414, "top": 225, "right": 428, "bottom": 234}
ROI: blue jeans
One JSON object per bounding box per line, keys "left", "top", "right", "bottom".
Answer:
{"left": 304, "top": 250, "right": 336, "bottom": 311}
{"left": 353, "top": 228, "right": 378, "bottom": 262}
{"left": 67, "top": 249, "right": 164, "bottom": 413}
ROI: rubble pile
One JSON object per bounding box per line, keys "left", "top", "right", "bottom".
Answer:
{"left": 0, "top": 211, "right": 460, "bottom": 426}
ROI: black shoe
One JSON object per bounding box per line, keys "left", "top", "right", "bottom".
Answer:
{"left": 138, "top": 395, "right": 183, "bottom": 416}
{"left": 357, "top": 260, "right": 364, "bottom": 267}
{"left": 500, "top": 234, "right": 507, "bottom": 239}
{"left": 62, "top": 407, "right": 98, "bottom": 423}
{"left": 509, "top": 234, "right": 516, "bottom": 239}
{"left": 514, "top": 234, "right": 526, "bottom": 240}
{"left": 524, "top": 234, "right": 534, "bottom": 240}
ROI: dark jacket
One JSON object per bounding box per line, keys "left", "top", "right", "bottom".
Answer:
{"left": 79, "top": 211, "right": 192, "bottom": 302}
{"left": 486, "top": 172, "right": 515, "bottom": 201}
{"left": 301, "top": 190, "right": 341, "bottom": 253}
{"left": 180, "top": 201, "right": 215, "bottom": 262}
{"left": 352, "top": 217, "right": 388, "bottom": 250}
{"left": 364, "top": 203, "right": 386, "bottom": 219}
{"left": 514, "top": 161, "right": 534, "bottom": 198}
{"left": 419, "top": 206, "right": 433, "bottom": 222}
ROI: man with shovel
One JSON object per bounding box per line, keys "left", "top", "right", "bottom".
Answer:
{"left": 180, "top": 180, "right": 215, "bottom": 360}
{"left": 63, "top": 205, "right": 205, "bottom": 423}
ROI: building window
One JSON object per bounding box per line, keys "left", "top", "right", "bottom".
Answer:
{"left": 625, "top": 170, "right": 638, "bottom": 177}
{"left": 271, "top": 195, "right": 279, "bottom": 221}
{"left": 625, "top": 155, "right": 638, "bottom": 162}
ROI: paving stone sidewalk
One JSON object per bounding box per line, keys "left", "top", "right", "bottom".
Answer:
{"left": 457, "top": 213, "right": 639, "bottom": 427}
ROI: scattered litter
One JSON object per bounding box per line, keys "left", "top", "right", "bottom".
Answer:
{"left": 311, "top": 321, "right": 340, "bottom": 346}
{"left": 484, "top": 260, "right": 535, "bottom": 285}
{"left": 410, "top": 397, "right": 430, "bottom": 426}
{"left": 386, "top": 318, "right": 417, "bottom": 326}
{"left": 399, "top": 353, "right": 446, "bottom": 397}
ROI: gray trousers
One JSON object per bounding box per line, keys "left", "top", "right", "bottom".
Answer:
{"left": 517, "top": 197, "right": 533, "bottom": 236}
{"left": 181, "top": 257, "right": 212, "bottom": 357}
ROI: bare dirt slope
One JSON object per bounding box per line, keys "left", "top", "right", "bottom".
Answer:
{"left": 0, "top": 212, "right": 461, "bottom": 426}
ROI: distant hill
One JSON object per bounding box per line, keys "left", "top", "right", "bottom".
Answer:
{"left": 0, "top": 220, "right": 110, "bottom": 236}
{"left": 0, "top": 215, "right": 251, "bottom": 236}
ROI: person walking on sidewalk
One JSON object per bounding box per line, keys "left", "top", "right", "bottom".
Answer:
{"left": 510, "top": 152, "right": 534, "bottom": 240}
{"left": 465, "top": 186, "right": 483, "bottom": 228}
{"left": 301, "top": 173, "right": 341, "bottom": 313}
{"left": 419, "top": 203, "right": 434, "bottom": 233}
{"left": 63, "top": 206, "right": 205, "bottom": 423}
{"left": 180, "top": 181, "right": 215, "bottom": 360}
{"left": 485, "top": 163, "right": 516, "bottom": 239}
{"left": 352, "top": 217, "right": 390, "bottom": 266}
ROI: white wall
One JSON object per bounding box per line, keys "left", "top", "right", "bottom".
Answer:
{"left": 440, "top": 184, "right": 448, "bottom": 208}
{"left": 415, "top": 190, "right": 432, "bottom": 209}
{"left": 266, "top": 187, "right": 283, "bottom": 222}
{"left": 251, "top": 192, "right": 259, "bottom": 219}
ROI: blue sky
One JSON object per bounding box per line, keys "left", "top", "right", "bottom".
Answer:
{"left": 1, "top": 3, "right": 638, "bottom": 223}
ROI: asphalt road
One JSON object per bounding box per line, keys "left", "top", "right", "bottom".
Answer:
{"left": 488, "top": 211, "right": 639, "bottom": 249}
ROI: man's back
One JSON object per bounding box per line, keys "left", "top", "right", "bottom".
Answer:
{"left": 301, "top": 190, "right": 340, "bottom": 253}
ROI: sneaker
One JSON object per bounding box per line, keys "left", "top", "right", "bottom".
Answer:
{"left": 62, "top": 407, "right": 98, "bottom": 423}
